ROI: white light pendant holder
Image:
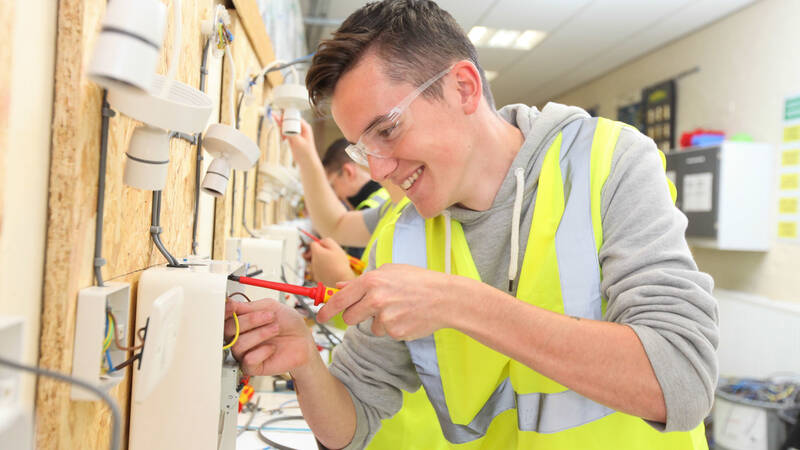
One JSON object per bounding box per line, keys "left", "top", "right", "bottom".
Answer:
{"left": 124, "top": 125, "right": 171, "bottom": 190}
{"left": 272, "top": 83, "right": 310, "bottom": 136}
{"left": 201, "top": 124, "right": 260, "bottom": 197}
{"left": 88, "top": 0, "right": 167, "bottom": 93}
{"left": 200, "top": 158, "right": 230, "bottom": 197}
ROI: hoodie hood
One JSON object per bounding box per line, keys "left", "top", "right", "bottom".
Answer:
{"left": 448, "top": 102, "right": 590, "bottom": 224}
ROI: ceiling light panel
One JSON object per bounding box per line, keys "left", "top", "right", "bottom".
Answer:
{"left": 487, "top": 29, "right": 521, "bottom": 48}
{"left": 514, "top": 30, "right": 547, "bottom": 50}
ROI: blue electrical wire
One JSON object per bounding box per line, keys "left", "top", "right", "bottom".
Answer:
{"left": 105, "top": 349, "right": 115, "bottom": 373}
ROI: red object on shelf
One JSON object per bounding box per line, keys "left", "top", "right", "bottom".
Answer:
{"left": 680, "top": 128, "right": 725, "bottom": 148}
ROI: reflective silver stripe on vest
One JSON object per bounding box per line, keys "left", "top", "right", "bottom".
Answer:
{"left": 396, "top": 118, "right": 616, "bottom": 444}
{"left": 556, "top": 119, "right": 604, "bottom": 320}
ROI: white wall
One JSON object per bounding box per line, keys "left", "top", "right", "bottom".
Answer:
{"left": 0, "top": 0, "right": 56, "bottom": 413}
{"left": 550, "top": 0, "right": 800, "bottom": 304}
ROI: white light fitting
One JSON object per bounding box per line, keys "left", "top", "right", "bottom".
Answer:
{"left": 88, "top": 0, "right": 167, "bottom": 93}
{"left": 468, "top": 26, "right": 547, "bottom": 51}
{"left": 272, "top": 83, "right": 311, "bottom": 136}
{"left": 201, "top": 124, "right": 260, "bottom": 197}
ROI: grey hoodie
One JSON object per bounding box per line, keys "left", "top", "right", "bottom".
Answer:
{"left": 330, "top": 103, "right": 719, "bottom": 449}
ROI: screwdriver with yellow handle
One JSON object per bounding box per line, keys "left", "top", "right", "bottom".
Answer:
{"left": 298, "top": 228, "right": 366, "bottom": 275}
{"left": 228, "top": 275, "right": 339, "bottom": 306}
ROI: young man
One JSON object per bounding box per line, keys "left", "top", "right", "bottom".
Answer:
{"left": 323, "top": 137, "right": 390, "bottom": 211}
{"left": 227, "top": 1, "right": 718, "bottom": 449}
{"left": 285, "top": 119, "right": 387, "bottom": 250}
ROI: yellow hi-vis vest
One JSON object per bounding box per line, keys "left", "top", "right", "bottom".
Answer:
{"left": 374, "top": 117, "right": 706, "bottom": 449}
{"left": 356, "top": 187, "right": 391, "bottom": 211}
{"left": 329, "top": 198, "right": 412, "bottom": 332}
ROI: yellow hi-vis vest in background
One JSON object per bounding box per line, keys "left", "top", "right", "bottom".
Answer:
{"left": 374, "top": 117, "right": 706, "bottom": 449}
{"left": 356, "top": 187, "right": 390, "bottom": 211}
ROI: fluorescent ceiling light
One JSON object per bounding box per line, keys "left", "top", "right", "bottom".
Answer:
{"left": 469, "top": 26, "right": 547, "bottom": 50}
{"left": 488, "top": 29, "right": 520, "bottom": 48}
{"left": 468, "top": 26, "right": 490, "bottom": 45}
{"left": 484, "top": 70, "right": 498, "bottom": 82}
{"left": 514, "top": 30, "right": 547, "bottom": 50}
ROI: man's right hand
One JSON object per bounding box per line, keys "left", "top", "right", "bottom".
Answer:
{"left": 224, "top": 299, "right": 316, "bottom": 376}
{"left": 279, "top": 116, "right": 317, "bottom": 161}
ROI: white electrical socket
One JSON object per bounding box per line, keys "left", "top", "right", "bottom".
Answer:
{"left": 0, "top": 317, "right": 23, "bottom": 407}
{"left": 70, "top": 282, "right": 131, "bottom": 401}
{"left": 0, "top": 316, "right": 31, "bottom": 450}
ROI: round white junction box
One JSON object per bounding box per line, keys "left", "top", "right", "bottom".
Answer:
{"left": 202, "top": 124, "right": 261, "bottom": 170}
{"left": 107, "top": 74, "right": 213, "bottom": 134}
{"left": 124, "top": 125, "right": 170, "bottom": 190}
{"left": 88, "top": 0, "right": 167, "bottom": 93}
{"left": 271, "top": 84, "right": 310, "bottom": 110}
{"left": 259, "top": 164, "right": 293, "bottom": 188}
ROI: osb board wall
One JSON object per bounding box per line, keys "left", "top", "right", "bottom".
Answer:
{"left": 211, "top": 10, "right": 295, "bottom": 259}
{"left": 37, "top": 1, "right": 285, "bottom": 449}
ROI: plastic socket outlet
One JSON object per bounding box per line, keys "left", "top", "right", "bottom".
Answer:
{"left": 70, "top": 282, "right": 131, "bottom": 401}
{"left": 0, "top": 316, "right": 31, "bottom": 450}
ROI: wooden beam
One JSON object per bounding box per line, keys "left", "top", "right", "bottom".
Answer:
{"left": 230, "top": 0, "right": 284, "bottom": 87}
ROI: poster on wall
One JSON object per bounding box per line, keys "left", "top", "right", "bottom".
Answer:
{"left": 642, "top": 80, "right": 676, "bottom": 152}
{"left": 777, "top": 93, "right": 800, "bottom": 243}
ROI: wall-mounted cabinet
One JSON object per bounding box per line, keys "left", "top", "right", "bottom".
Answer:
{"left": 665, "top": 141, "right": 773, "bottom": 251}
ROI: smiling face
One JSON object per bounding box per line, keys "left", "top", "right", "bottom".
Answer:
{"left": 330, "top": 54, "right": 477, "bottom": 218}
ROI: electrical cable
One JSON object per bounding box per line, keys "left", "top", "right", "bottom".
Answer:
{"left": 108, "top": 310, "right": 144, "bottom": 351}
{"left": 228, "top": 291, "right": 252, "bottom": 302}
{"left": 242, "top": 171, "right": 257, "bottom": 237}
{"left": 191, "top": 37, "right": 212, "bottom": 255}
{"left": 112, "top": 353, "right": 141, "bottom": 372}
{"left": 222, "top": 312, "right": 239, "bottom": 350}
{"left": 256, "top": 415, "right": 305, "bottom": 450}
{"left": 238, "top": 396, "right": 261, "bottom": 437}
{"left": 94, "top": 90, "right": 114, "bottom": 286}
{"left": 0, "top": 356, "right": 122, "bottom": 450}
{"left": 105, "top": 349, "right": 115, "bottom": 373}
{"left": 103, "top": 313, "right": 114, "bottom": 352}
{"left": 150, "top": 190, "right": 182, "bottom": 267}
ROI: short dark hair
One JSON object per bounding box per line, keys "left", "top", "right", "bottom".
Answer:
{"left": 306, "top": 0, "right": 494, "bottom": 113}
{"left": 320, "top": 138, "right": 353, "bottom": 174}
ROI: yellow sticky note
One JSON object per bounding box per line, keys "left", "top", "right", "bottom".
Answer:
{"left": 783, "top": 150, "right": 800, "bottom": 166}
{"left": 778, "top": 221, "right": 798, "bottom": 239}
{"left": 784, "top": 125, "right": 800, "bottom": 143}
{"left": 780, "top": 173, "right": 800, "bottom": 190}
{"left": 779, "top": 197, "right": 799, "bottom": 214}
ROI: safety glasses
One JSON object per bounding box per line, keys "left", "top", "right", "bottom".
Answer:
{"left": 345, "top": 64, "right": 455, "bottom": 166}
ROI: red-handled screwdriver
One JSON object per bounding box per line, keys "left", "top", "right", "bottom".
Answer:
{"left": 297, "top": 228, "right": 366, "bottom": 275}
{"left": 228, "top": 275, "right": 338, "bottom": 306}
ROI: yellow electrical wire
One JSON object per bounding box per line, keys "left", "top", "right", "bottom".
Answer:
{"left": 102, "top": 313, "right": 114, "bottom": 352}
{"left": 222, "top": 312, "right": 239, "bottom": 350}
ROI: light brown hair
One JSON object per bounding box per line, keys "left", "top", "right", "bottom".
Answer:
{"left": 306, "top": 0, "right": 495, "bottom": 113}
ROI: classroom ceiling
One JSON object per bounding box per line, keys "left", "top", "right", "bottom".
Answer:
{"left": 299, "top": 0, "right": 756, "bottom": 107}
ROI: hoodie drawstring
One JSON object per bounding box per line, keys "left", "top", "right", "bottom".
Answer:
{"left": 508, "top": 168, "right": 525, "bottom": 292}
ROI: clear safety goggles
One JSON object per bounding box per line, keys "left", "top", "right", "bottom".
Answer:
{"left": 345, "top": 64, "right": 455, "bottom": 166}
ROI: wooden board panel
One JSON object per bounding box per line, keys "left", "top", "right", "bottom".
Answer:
{"left": 37, "top": 1, "right": 221, "bottom": 449}
{"left": 38, "top": 1, "right": 287, "bottom": 447}
{"left": 211, "top": 10, "right": 287, "bottom": 259}
{"left": 230, "top": 0, "right": 283, "bottom": 87}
